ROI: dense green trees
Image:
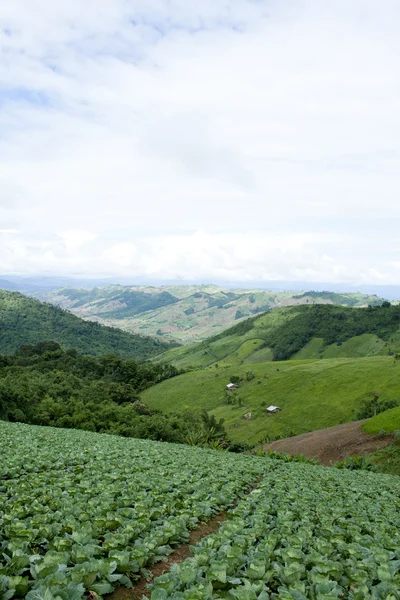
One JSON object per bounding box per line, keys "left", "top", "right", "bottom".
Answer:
{"left": 356, "top": 392, "right": 399, "bottom": 419}
{"left": 0, "top": 342, "right": 181, "bottom": 433}
{"left": 263, "top": 303, "right": 400, "bottom": 360}
{"left": 0, "top": 342, "right": 245, "bottom": 450}
{"left": 0, "top": 290, "right": 170, "bottom": 359}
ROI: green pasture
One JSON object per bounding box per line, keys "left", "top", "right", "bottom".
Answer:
{"left": 142, "top": 355, "right": 400, "bottom": 445}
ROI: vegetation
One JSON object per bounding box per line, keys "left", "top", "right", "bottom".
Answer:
{"left": 0, "top": 421, "right": 267, "bottom": 599}
{"left": 262, "top": 303, "right": 400, "bottom": 361}
{"left": 156, "top": 303, "right": 400, "bottom": 369}
{"left": 2, "top": 423, "right": 400, "bottom": 599}
{"left": 0, "top": 342, "right": 251, "bottom": 450}
{"left": 34, "top": 284, "right": 387, "bottom": 346}
{"left": 0, "top": 290, "right": 170, "bottom": 359}
{"left": 292, "top": 290, "right": 383, "bottom": 307}
{"left": 331, "top": 455, "right": 377, "bottom": 471}
{"left": 142, "top": 356, "right": 400, "bottom": 445}
{"left": 149, "top": 461, "right": 400, "bottom": 599}
{"left": 55, "top": 286, "right": 180, "bottom": 317}
{"left": 356, "top": 392, "right": 398, "bottom": 419}
{"left": 369, "top": 443, "right": 400, "bottom": 476}
{"left": 362, "top": 406, "right": 400, "bottom": 435}
{"left": 0, "top": 342, "right": 186, "bottom": 441}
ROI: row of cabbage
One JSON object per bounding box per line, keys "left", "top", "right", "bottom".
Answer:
{"left": 149, "top": 463, "right": 400, "bottom": 600}
{"left": 0, "top": 421, "right": 266, "bottom": 599}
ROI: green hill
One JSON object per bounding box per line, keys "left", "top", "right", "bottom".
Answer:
{"left": 142, "top": 355, "right": 400, "bottom": 445}
{"left": 362, "top": 410, "right": 400, "bottom": 476}
{"left": 155, "top": 303, "right": 400, "bottom": 369}
{"left": 363, "top": 406, "right": 400, "bottom": 434}
{"left": 34, "top": 284, "right": 385, "bottom": 345}
{"left": 0, "top": 290, "right": 170, "bottom": 359}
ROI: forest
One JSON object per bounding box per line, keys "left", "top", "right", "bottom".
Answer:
{"left": 0, "top": 341, "right": 238, "bottom": 449}
{"left": 0, "top": 290, "right": 170, "bottom": 359}
{"left": 263, "top": 302, "right": 400, "bottom": 360}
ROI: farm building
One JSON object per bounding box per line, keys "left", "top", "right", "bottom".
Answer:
{"left": 266, "top": 405, "right": 281, "bottom": 414}
{"left": 226, "top": 383, "right": 239, "bottom": 390}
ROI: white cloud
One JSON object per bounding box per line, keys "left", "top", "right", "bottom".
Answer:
{"left": 0, "top": 0, "right": 400, "bottom": 283}
{"left": 0, "top": 229, "right": 398, "bottom": 285}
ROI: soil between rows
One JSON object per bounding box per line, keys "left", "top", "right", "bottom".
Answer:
{"left": 105, "top": 422, "right": 392, "bottom": 599}
{"left": 106, "top": 479, "right": 261, "bottom": 600}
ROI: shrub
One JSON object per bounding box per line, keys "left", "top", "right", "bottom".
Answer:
{"left": 356, "top": 393, "right": 399, "bottom": 420}
{"left": 333, "top": 456, "right": 376, "bottom": 471}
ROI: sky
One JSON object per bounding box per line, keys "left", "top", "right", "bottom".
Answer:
{"left": 0, "top": 0, "right": 400, "bottom": 285}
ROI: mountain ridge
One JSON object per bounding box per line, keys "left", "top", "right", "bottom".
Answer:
{"left": 31, "top": 284, "right": 386, "bottom": 345}
{"left": 0, "top": 289, "right": 171, "bottom": 359}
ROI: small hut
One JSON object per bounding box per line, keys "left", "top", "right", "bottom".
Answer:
{"left": 266, "top": 405, "right": 281, "bottom": 414}
{"left": 226, "top": 382, "right": 238, "bottom": 391}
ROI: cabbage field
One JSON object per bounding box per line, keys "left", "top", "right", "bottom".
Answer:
{"left": 1, "top": 422, "right": 400, "bottom": 600}
{"left": 149, "top": 465, "right": 400, "bottom": 599}
{"left": 0, "top": 422, "right": 265, "bottom": 600}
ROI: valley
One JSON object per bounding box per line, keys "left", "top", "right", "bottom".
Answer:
{"left": 31, "top": 284, "right": 385, "bottom": 345}
{"left": 2, "top": 284, "right": 400, "bottom": 599}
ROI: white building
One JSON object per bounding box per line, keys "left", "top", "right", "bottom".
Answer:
{"left": 266, "top": 405, "right": 281, "bottom": 414}
{"left": 226, "top": 383, "right": 239, "bottom": 390}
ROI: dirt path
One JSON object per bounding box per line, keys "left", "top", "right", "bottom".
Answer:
{"left": 264, "top": 420, "right": 393, "bottom": 465}
{"left": 106, "top": 479, "right": 261, "bottom": 600}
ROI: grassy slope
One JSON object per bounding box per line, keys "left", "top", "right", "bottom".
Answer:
{"left": 142, "top": 355, "right": 400, "bottom": 445}
{"left": 363, "top": 411, "right": 400, "bottom": 475}
{"left": 37, "top": 285, "right": 385, "bottom": 345}
{"left": 153, "top": 307, "right": 299, "bottom": 368}
{"left": 154, "top": 304, "right": 400, "bottom": 369}
{"left": 362, "top": 406, "right": 400, "bottom": 434}
{"left": 0, "top": 290, "right": 169, "bottom": 359}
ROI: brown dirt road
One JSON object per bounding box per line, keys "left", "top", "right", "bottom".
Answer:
{"left": 264, "top": 420, "right": 393, "bottom": 465}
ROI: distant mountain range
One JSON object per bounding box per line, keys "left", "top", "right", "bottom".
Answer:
{"left": 2, "top": 274, "right": 400, "bottom": 297}
{"left": 0, "top": 290, "right": 170, "bottom": 359}
{"left": 28, "top": 283, "right": 387, "bottom": 345}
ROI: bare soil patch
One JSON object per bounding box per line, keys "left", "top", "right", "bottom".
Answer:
{"left": 264, "top": 420, "right": 393, "bottom": 465}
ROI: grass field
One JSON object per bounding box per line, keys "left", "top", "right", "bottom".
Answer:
{"left": 2, "top": 422, "right": 400, "bottom": 599}
{"left": 142, "top": 356, "right": 400, "bottom": 445}
{"left": 362, "top": 406, "right": 400, "bottom": 434}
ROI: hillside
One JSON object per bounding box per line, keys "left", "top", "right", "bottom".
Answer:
{"left": 2, "top": 422, "right": 400, "bottom": 599}
{"left": 34, "top": 284, "right": 385, "bottom": 345}
{"left": 142, "top": 355, "right": 400, "bottom": 445}
{"left": 0, "top": 290, "right": 170, "bottom": 359}
{"left": 155, "top": 303, "right": 400, "bottom": 369}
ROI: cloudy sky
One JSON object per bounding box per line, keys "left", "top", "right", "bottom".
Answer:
{"left": 0, "top": 0, "right": 399, "bottom": 284}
